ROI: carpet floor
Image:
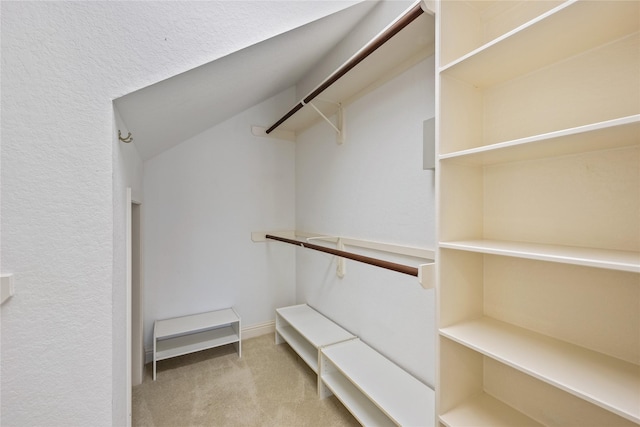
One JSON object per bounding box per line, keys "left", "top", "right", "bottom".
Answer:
{"left": 133, "top": 333, "right": 360, "bottom": 427}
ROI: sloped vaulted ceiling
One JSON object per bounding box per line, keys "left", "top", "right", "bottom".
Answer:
{"left": 114, "top": 1, "right": 378, "bottom": 160}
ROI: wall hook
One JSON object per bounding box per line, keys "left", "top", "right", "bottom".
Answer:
{"left": 118, "top": 130, "right": 133, "bottom": 143}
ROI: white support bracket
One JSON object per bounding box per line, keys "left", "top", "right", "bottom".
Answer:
{"left": 305, "top": 235, "right": 346, "bottom": 279}
{"left": 418, "top": 263, "right": 435, "bottom": 289}
{"left": 305, "top": 101, "right": 346, "bottom": 145}
{"left": 336, "top": 238, "right": 346, "bottom": 278}
{"left": 421, "top": 0, "right": 436, "bottom": 15}
{"left": 1, "top": 274, "right": 15, "bottom": 305}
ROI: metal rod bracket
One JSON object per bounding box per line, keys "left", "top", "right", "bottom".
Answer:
{"left": 307, "top": 102, "right": 346, "bottom": 145}
{"left": 336, "top": 238, "right": 346, "bottom": 278}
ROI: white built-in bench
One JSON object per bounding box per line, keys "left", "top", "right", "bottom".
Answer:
{"left": 275, "top": 304, "right": 356, "bottom": 388}
{"left": 153, "top": 307, "right": 241, "bottom": 380}
{"left": 320, "top": 338, "right": 435, "bottom": 426}
{"left": 275, "top": 304, "right": 435, "bottom": 426}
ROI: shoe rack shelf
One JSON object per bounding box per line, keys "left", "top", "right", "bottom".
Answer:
{"left": 153, "top": 308, "right": 241, "bottom": 381}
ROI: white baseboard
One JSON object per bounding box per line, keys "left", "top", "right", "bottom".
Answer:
{"left": 144, "top": 320, "right": 275, "bottom": 364}
{"left": 241, "top": 320, "right": 275, "bottom": 340}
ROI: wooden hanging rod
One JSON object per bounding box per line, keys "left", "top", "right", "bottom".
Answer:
{"left": 265, "top": 234, "right": 419, "bottom": 277}
{"left": 265, "top": 2, "right": 425, "bottom": 134}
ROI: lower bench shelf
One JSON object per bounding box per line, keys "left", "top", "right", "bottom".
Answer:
{"left": 319, "top": 338, "right": 435, "bottom": 427}
{"left": 153, "top": 307, "right": 241, "bottom": 380}
{"left": 275, "top": 304, "right": 356, "bottom": 386}
{"left": 276, "top": 304, "right": 435, "bottom": 426}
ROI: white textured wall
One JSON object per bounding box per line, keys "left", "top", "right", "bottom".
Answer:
{"left": 0, "top": 2, "right": 357, "bottom": 425}
{"left": 142, "top": 89, "right": 297, "bottom": 352}
{"left": 295, "top": 56, "right": 437, "bottom": 386}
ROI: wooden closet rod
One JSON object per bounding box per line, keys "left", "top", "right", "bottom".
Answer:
{"left": 266, "top": 234, "right": 419, "bottom": 277}
{"left": 265, "top": 2, "right": 425, "bottom": 134}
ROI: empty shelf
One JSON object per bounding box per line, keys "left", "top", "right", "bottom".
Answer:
{"left": 322, "top": 370, "right": 396, "bottom": 427}
{"left": 440, "top": 240, "right": 640, "bottom": 273}
{"left": 440, "top": 317, "right": 640, "bottom": 423}
{"left": 439, "top": 115, "right": 640, "bottom": 165}
{"left": 440, "top": 0, "right": 639, "bottom": 88}
{"left": 321, "top": 339, "right": 435, "bottom": 426}
{"left": 155, "top": 308, "right": 240, "bottom": 339}
{"left": 440, "top": 392, "right": 542, "bottom": 427}
{"left": 156, "top": 326, "right": 239, "bottom": 361}
{"left": 276, "top": 304, "right": 355, "bottom": 348}
{"left": 276, "top": 325, "right": 319, "bottom": 372}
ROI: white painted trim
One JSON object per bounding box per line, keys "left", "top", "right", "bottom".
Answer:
{"left": 241, "top": 320, "right": 275, "bottom": 340}
{"left": 144, "top": 320, "right": 275, "bottom": 364}
{"left": 418, "top": 263, "right": 436, "bottom": 289}
{"left": 253, "top": 230, "right": 436, "bottom": 288}
{"left": 125, "top": 188, "right": 132, "bottom": 427}
{"left": 131, "top": 202, "right": 144, "bottom": 386}
{"left": 296, "top": 230, "right": 435, "bottom": 260}
{"left": 252, "top": 229, "right": 435, "bottom": 260}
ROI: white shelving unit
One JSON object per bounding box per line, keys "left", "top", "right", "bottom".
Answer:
{"left": 275, "top": 304, "right": 355, "bottom": 388}
{"left": 319, "top": 339, "right": 435, "bottom": 427}
{"left": 436, "top": 0, "right": 639, "bottom": 425}
{"left": 153, "top": 308, "right": 241, "bottom": 380}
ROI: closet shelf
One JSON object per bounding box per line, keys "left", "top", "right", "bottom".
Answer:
{"left": 276, "top": 325, "right": 319, "bottom": 372}
{"left": 252, "top": 230, "right": 435, "bottom": 260}
{"left": 153, "top": 308, "right": 241, "bottom": 380}
{"left": 439, "top": 240, "right": 640, "bottom": 273}
{"left": 320, "top": 339, "right": 435, "bottom": 427}
{"left": 266, "top": 233, "right": 435, "bottom": 288}
{"left": 440, "top": 317, "right": 640, "bottom": 424}
{"left": 439, "top": 115, "right": 640, "bottom": 165}
{"left": 440, "top": 392, "right": 542, "bottom": 427}
{"left": 439, "top": 0, "right": 639, "bottom": 88}
{"left": 321, "top": 370, "right": 395, "bottom": 427}
{"left": 267, "top": 234, "right": 419, "bottom": 276}
{"left": 275, "top": 304, "right": 356, "bottom": 375}
{"left": 155, "top": 327, "right": 237, "bottom": 360}
{"left": 253, "top": 230, "right": 435, "bottom": 288}
{"left": 265, "top": 1, "right": 435, "bottom": 134}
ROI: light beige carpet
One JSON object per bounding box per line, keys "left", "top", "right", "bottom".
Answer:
{"left": 133, "top": 333, "right": 360, "bottom": 427}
